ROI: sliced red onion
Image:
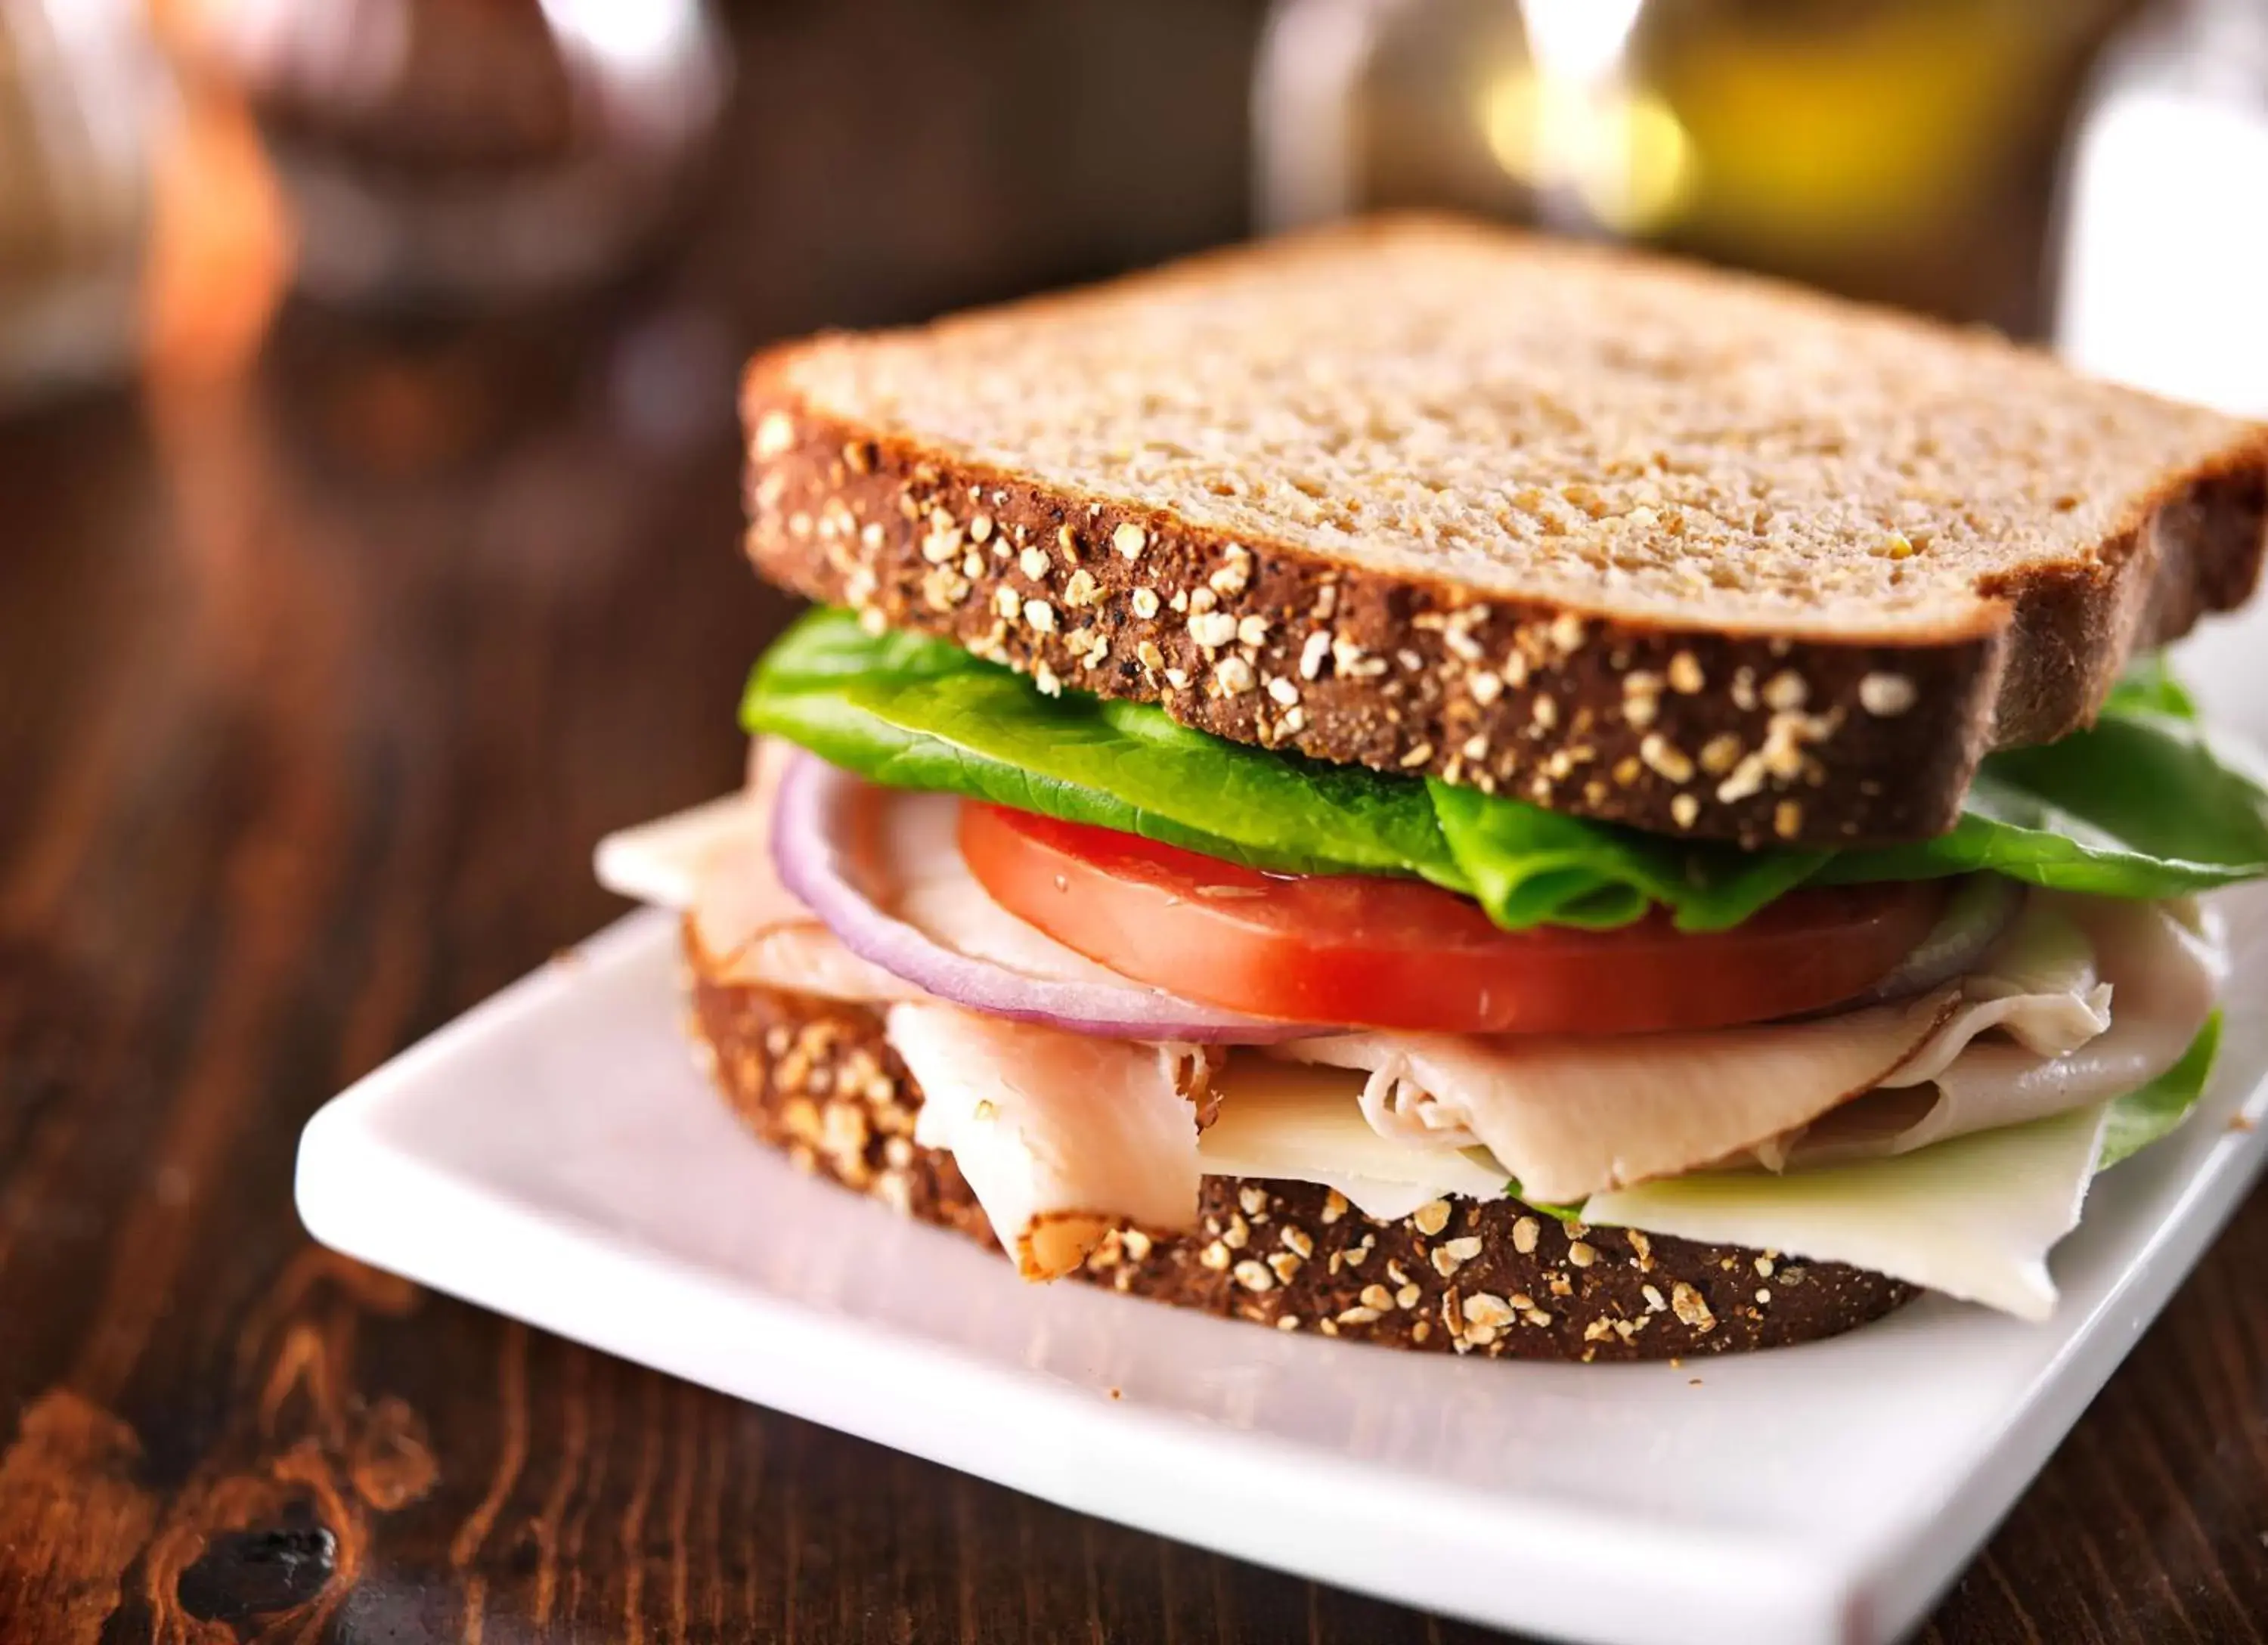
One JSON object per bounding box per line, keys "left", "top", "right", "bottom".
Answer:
{"left": 1844, "top": 875, "right": 2026, "bottom": 1009}
{"left": 770, "top": 754, "right": 1337, "bottom": 1042}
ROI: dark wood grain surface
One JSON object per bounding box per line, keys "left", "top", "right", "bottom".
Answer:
{"left": 5, "top": 5, "right": 2267, "bottom": 1642}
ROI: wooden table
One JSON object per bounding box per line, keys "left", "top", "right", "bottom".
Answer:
{"left": 6, "top": 12, "right": 2268, "bottom": 1641}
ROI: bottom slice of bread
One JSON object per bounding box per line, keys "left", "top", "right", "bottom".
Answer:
{"left": 686, "top": 928, "right": 1916, "bottom": 1361}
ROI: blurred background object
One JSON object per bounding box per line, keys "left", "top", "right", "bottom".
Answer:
{"left": 97, "top": 0, "right": 1271, "bottom": 476}
{"left": 2057, "top": 0, "right": 2268, "bottom": 417}
{"left": 5, "top": 0, "right": 2248, "bottom": 420}
{"left": 4, "top": 0, "right": 2245, "bottom": 433}
{"left": 173, "top": 0, "right": 732, "bottom": 311}
{"left": 2056, "top": 0, "right": 2268, "bottom": 705}
{"left": 1256, "top": 0, "right": 2146, "bottom": 334}
{"left": 0, "top": 0, "right": 171, "bottom": 404}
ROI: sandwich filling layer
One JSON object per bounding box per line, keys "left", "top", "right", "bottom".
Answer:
{"left": 599, "top": 611, "right": 2263, "bottom": 1324}
{"left": 601, "top": 729, "right": 2232, "bottom": 1321}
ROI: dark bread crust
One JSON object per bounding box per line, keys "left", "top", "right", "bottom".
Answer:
{"left": 740, "top": 370, "right": 2267, "bottom": 849}
{"left": 686, "top": 930, "right": 1918, "bottom": 1362}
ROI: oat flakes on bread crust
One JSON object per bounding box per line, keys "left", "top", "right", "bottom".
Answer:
{"left": 740, "top": 214, "right": 2268, "bottom": 848}
{"left": 686, "top": 925, "right": 1916, "bottom": 1362}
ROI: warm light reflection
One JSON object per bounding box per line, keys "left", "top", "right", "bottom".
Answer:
{"left": 1479, "top": 69, "right": 1696, "bottom": 235}
{"left": 538, "top": 0, "right": 704, "bottom": 80}
{"left": 1517, "top": 0, "right": 1644, "bottom": 83}
{"left": 1485, "top": 0, "right": 1695, "bottom": 235}
{"left": 140, "top": 85, "right": 290, "bottom": 386}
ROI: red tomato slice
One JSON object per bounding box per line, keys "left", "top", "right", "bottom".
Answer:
{"left": 957, "top": 803, "right": 1948, "bottom": 1036}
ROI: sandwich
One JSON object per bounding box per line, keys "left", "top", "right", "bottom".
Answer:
{"left": 599, "top": 217, "right": 2268, "bottom": 1361}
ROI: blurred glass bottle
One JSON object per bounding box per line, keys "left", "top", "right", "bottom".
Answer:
{"left": 0, "top": 0, "right": 169, "bottom": 404}
{"left": 2057, "top": 0, "right": 2268, "bottom": 417}
{"left": 1256, "top": 0, "right": 2139, "bottom": 333}
{"left": 175, "top": 0, "right": 730, "bottom": 311}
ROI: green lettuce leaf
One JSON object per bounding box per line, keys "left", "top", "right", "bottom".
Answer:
{"left": 1427, "top": 781, "right": 1826, "bottom": 931}
{"left": 744, "top": 614, "right": 1458, "bottom": 881}
{"left": 2103, "top": 651, "right": 2200, "bottom": 720}
{"left": 1814, "top": 705, "right": 2268, "bottom": 900}
{"left": 742, "top": 609, "right": 2268, "bottom": 931}
{"left": 2097, "top": 1014, "right": 2223, "bottom": 1171}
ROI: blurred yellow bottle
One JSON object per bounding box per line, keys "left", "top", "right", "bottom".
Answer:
{"left": 1256, "top": 0, "right": 2141, "bottom": 333}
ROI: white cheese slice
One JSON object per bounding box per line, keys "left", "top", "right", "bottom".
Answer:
{"left": 1582, "top": 1102, "right": 2110, "bottom": 1320}
{"left": 1303, "top": 1177, "right": 1476, "bottom": 1224}
{"left": 1199, "top": 1057, "right": 1508, "bottom": 1213}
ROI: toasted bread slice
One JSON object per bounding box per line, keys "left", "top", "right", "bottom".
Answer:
{"left": 741, "top": 215, "right": 2268, "bottom": 847}
{"left": 684, "top": 928, "right": 1914, "bottom": 1361}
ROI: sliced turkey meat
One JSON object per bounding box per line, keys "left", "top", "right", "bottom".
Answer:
{"left": 888, "top": 1001, "right": 1209, "bottom": 1278}
{"left": 1274, "top": 894, "right": 2221, "bottom": 1204}
{"left": 596, "top": 742, "right": 914, "bottom": 1000}
{"left": 1274, "top": 998, "right": 1964, "bottom": 1207}
{"left": 1780, "top": 895, "right": 2221, "bottom": 1164}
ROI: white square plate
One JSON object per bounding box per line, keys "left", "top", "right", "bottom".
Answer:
{"left": 296, "top": 618, "right": 2268, "bottom": 1645}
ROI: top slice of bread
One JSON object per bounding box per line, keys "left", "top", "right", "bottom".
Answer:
{"left": 740, "top": 215, "right": 2268, "bottom": 847}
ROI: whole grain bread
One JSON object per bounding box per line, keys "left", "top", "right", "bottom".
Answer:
{"left": 740, "top": 215, "right": 2268, "bottom": 847}
{"left": 686, "top": 925, "right": 1916, "bottom": 1362}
